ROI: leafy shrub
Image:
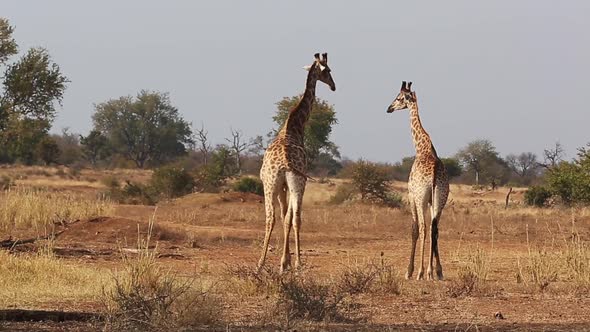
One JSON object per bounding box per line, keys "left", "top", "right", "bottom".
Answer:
{"left": 107, "top": 181, "right": 157, "bottom": 205}
{"left": 545, "top": 161, "right": 590, "bottom": 205}
{"left": 194, "top": 146, "right": 237, "bottom": 193}
{"left": 194, "top": 165, "right": 226, "bottom": 193}
{"left": 150, "top": 166, "right": 195, "bottom": 198}
{"left": 329, "top": 183, "right": 356, "bottom": 205}
{"left": 351, "top": 160, "right": 403, "bottom": 208}
{"left": 35, "top": 136, "right": 61, "bottom": 165}
{"left": 233, "top": 177, "right": 264, "bottom": 196}
{"left": 524, "top": 186, "right": 552, "bottom": 207}
{"left": 382, "top": 191, "right": 404, "bottom": 208}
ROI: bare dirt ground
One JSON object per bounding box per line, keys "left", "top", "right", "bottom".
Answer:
{"left": 1, "top": 167, "right": 590, "bottom": 331}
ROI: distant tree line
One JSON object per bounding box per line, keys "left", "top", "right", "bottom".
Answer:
{"left": 2, "top": 17, "right": 590, "bottom": 207}
{"left": 0, "top": 18, "right": 68, "bottom": 165}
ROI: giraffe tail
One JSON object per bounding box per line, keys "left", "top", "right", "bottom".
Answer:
{"left": 431, "top": 158, "right": 438, "bottom": 205}
{"left": 289, "top": 168, "right": 318, "bottom": 182}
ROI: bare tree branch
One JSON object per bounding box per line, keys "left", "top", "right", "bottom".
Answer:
{"left": 194, "top": 123, "right": 212, "bottom": 164}
{"left": 540, "top": 142, "right": 564, "bottom": 169}
{"left": 225, "top": 128, "right": 248, "bottom": 174}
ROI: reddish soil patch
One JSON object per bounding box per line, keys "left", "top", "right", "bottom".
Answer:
{"left": 59, "top": 217, "right": 187, "bottom": 247}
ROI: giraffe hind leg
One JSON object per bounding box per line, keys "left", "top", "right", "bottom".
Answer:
{"left": 431, "top": 188, "right": 446, "bottom": 280}
{"left": 426, "top": 211, "right": 443, "bottom": 280}
{"left": 286, "top": 172, "right": 306, "bottom": 270}
{"left": 257, "top": 175, "right": 284, "bottom": 271}
{"left": 432, "top": 214, "right": 443, "bottom": 280}
{"left": 280, "top": 188, "right": 294, "bottom": 273}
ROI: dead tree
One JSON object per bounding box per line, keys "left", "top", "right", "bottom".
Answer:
{"left": 540, "top": 142, "right": 564, "bottom": 169}
{"left": 226, "top": 128, "right": 248, "bottom": 174}
{"left": 194, "top": 123, "right": 212, "bottom": 165}
{"left": 505, "top": 187, "right": 513, "bottom": 209}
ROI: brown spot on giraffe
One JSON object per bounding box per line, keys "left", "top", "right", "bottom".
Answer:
{"left": 258, "top": 53, "right": 336, "bottom": 273}
{"left": 387, "top": 81, "right": 450, "bottom": 281}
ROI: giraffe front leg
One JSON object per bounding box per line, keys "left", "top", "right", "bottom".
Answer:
{"left": 416, "top": 222, "right": 426, "bottom": 280}
{"left": 406, "top": 200, "right": 419, "bottom": 280}
{"left": 415, "top": 200, "right": 428, "bottom": 280}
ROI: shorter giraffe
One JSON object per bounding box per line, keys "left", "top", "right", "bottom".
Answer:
{"left": 387, "top": 81, "right": 450, "bottom": 281}
{"left": 258, "top": 53, "right": 336, "bottom": 273}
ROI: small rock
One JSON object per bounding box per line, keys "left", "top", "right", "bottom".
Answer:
{"left": 495, "top": 312, "right": 504, "bottom": 320}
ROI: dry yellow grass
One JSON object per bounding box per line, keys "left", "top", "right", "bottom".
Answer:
{"left": 0, "top": 188, "right": 114, "bottom": 233}
{"left": 0, "top": 165, "right": 589, "bottom": 329}
{"left": 0, "top": 249, "right": 111, "bottom": 308}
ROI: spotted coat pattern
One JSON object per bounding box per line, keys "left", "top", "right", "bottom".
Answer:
{"left": 387, "top": 82, "right": 450, "bottom": 281}
{"left": 258, "top": 53, "right": 335, "bottom": 272}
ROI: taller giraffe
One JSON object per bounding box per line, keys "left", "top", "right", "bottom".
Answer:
{"left": 258, "top": 53, "right": 336, "bottom": 272}
{"left": 387, "top": 81, "right": 449, "bottom": 281}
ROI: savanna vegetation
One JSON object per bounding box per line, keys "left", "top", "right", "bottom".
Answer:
{"left": 1, "top": 16, "right": 590, "bottom": 331}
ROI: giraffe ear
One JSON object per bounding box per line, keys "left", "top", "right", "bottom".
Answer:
{"left": 302, "top": 65, "right": 312, "bottom": 71}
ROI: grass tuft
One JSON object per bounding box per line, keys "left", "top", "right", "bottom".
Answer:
{"left": 0, "top": 188, "right": 113, "bottom": 233}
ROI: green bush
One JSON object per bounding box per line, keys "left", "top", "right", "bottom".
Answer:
{"left": 545, "top": 161, "right": 590, "bottom": 205}
{"left": 329, "top": 183, "right": 356, "bottom": 205}
{"left": 524, "top": 186, "right": 552, "bottom": 207}
{"left": 110, "top": 181, "right": 157, "bottom": 205}
{"left": 193, "top": 147, "right": 237, "bottom": 193}
{"left": 150, "top": 166, "right": 195, "bottom": 199}
{"left": 351, "top": 160, "right": 403, "bottom": 208}
{"left": 194, "top": 165, "right": 226, "bottom": 193}
{"left": 233, "top": 177, "right": 264, "bottom": 196}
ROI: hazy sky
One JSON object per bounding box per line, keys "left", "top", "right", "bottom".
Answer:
{"left": 3, "top": 1, "right": 589, "bottom": 162}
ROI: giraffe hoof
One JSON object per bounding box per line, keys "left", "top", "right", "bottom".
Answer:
{"left": 437, "top": 271, "right": 444, "bottom": 280}
{"left": 280, "top": 261, "right": 291, "bottom": 274}
{"left": 416, "top": 270, "right": 424, "bottom": 280}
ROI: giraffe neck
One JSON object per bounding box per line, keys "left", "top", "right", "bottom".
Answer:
{"left": 409, "top": 102, "right": 437, "bottom": 159}
{"left": 280, "top": 66, "right": 318, "bottom": 143}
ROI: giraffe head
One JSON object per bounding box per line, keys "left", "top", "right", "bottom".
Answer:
{"left": 303, "top": 53, "right": 336, "bottom": 91}
{"left": 387, "top": 81, "right": 416, "bottom": 113}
